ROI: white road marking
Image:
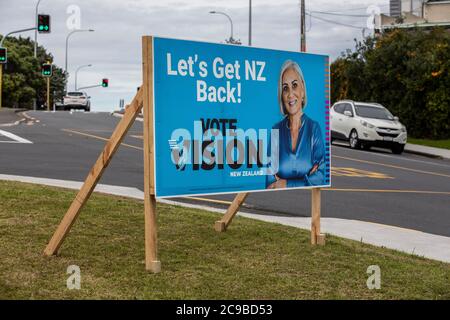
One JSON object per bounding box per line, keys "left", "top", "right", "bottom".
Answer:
{"left": 0, "top": 129, "right": 33, "bottom": 144}
{"left": 332, "top": 144, "right": 450, "bottom": 168}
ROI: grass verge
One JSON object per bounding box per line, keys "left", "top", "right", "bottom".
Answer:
{"left": 0, "top": 180, "right": 449, "bottom": 299}
{"left": 408, "top": 138, "right": 450, "bottom": 150}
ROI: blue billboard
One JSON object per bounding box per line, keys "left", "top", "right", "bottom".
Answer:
{"left": 152, "top": 37, "right": 331, "bottom": 198}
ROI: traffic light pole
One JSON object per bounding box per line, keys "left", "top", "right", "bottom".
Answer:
{"left": 47, "top": 77, "right": 50, "bottom": 111}
{"left": 77, "top": 84, "right": 102, "bottom": 91}
{"left": 34, "top": 0, "right": 43, "bottom": 58}
{"left": 0, "top": 65, "right": 3, "bottom": 110}
{"left": 0, "top": 27, "right": 37, "bottom": 48}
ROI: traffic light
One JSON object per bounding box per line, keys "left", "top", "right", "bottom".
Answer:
{"left": 102, "top": 78, "right": 109, "bottom": 87}
{"left": 38, "top": 14, "right": 51, "bottom": 33}
{"left": 0, "top": 48, "right": 6, "bottom": 64}
{"left": 42, "top": 63, "right": 52, "bottom": 77}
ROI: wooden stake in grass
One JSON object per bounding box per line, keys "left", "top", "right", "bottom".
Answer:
{"left": 218, "top": 188, "right": 325, "bottom": 247}
{"left": 311, "top": 188, "right": 325, "bottom": 245}
{"left": 215, "top": 192, "right": 248, "bottom": 232}
{"left": 142, "top": 36, "right": 160, "bottom": 273}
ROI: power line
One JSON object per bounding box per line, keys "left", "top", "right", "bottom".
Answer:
{"left": 306, "top": 13, "right": 366, "bottom": 30}
{"left": 313, "top": 4, "right": 389, "bottom": 14}
{"left": 308, "top": 10, "right": 369, "bottom": 18}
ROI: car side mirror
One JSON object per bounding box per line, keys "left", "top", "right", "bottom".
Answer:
{"left": 394, "top": 116, "right": 399, "bottom": 121}
{"left": 344, "top": 110, "right": 353, "bottom": 117}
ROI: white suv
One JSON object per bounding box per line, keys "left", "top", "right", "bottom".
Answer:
{"left": 330, "top": 100, "right": 407, "bottom": 154}
{"left": 63, "top": 91, "right": 91, "bottom": 111}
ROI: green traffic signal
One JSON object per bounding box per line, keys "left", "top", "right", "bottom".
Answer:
{"left": 42, "top": 64, "right": 52, "bottom": 77}
{"left": 38, "top": 14, "right": 50, "bottom": 33}
{"left": 0, "top": 48, "right": 7, "bottom": 63}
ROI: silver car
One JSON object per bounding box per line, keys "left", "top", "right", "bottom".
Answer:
{"left": 63, "top": 91, "right": 91, "bottom": 111}
{"left": 330, "top": 100, "right": 407, "bottom": 154}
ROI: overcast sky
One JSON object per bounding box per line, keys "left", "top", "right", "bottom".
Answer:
{"left": 0, "top": 0, "right": 389, "bottom": 111}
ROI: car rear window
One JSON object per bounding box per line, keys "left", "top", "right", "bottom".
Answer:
{"left": 67, "top": 92, "right": 84, "bottom": 96}
{"left": 354, "top": 104, "right": 394, "bottom": 120}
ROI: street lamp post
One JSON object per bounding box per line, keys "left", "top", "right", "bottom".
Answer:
{"left": 75, "top": 64, "right": 92, "bottom": 91}
{"left": 210, "top": 11, "right": 240, "bottom": 44}
{"left": 64, "top": 29, "right": 94, "bottom": 92}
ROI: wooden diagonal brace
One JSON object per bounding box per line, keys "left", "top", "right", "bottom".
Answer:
{"left": 43, "top": 87, "right": 144, "bottom": 256}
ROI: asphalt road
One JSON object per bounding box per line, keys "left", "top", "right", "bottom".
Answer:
{"left": 1, "top": 111, "right": 450, "bottom": 237}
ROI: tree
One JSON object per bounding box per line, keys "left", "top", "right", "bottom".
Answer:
{"left": 331, "top": 28, "right": 450, "bottom": 139}
{"left": 0, "top": 35, "right": 66, "bottom": 109}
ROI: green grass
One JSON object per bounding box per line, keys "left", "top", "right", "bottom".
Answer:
{"left": 0, "top": 180, "right": 449, "bottom": 299}
{"left": 408, "top": 138, "right": 450, "bottom": 150}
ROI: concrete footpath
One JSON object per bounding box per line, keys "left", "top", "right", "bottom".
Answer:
{"left": 405, "top": 143, "right": 450, "bottom": 160}
{"left": 1, "top": 173, "right": 449, "bottom": 264}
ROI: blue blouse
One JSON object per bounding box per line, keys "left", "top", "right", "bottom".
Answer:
{"left": 265, "top": 114, "right": 326, "bottom": 188}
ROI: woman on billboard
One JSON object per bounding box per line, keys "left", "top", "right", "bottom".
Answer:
{"left": 266, "top": 60, "right": 325, "bottom": 189}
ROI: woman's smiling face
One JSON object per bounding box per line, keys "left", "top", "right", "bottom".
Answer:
{"left": 282, "top": 67, "right": 304, "bottom": 117}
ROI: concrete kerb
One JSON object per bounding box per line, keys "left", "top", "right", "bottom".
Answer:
{"left": 0, "top": 108, "right": 28, "bottom": 127}
{"left": 1, "top": 173, "right": 449, "bottom": 264}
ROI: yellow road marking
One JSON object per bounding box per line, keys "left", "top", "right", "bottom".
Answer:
{"left": 62, "top": 129, "right": 143, "bottom": 151}
{"left": 331, "top": 167, "right": 393, "bottom": 179}
{"left": 334, "top": 155, "right": 450, "bottom": 179}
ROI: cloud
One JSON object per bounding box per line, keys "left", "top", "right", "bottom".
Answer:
{"left": 0, "top": 0, "right": 388, "bottom": 110}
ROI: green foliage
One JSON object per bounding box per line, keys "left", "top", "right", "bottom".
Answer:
{"left": 331, "top": 28, "right": 450, "bottom": 139}
{"left": 0, "top": 35, "right": 66, "bottom": 109}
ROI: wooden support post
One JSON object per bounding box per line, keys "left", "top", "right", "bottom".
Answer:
{"left": 142, "top": 36, "right": 160, "bottom": 273}
{"left": 43, "top": 87, "right": 144, "bottom": 256}
{"left": 215, "top": 192, "right": 249, "bottom": 232}
{"left": 311, "top": 188, "right": 325, "bottom": 245}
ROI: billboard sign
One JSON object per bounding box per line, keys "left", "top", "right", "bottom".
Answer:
{"left": 153, "top": 37, "right": 330, "bottom": 197}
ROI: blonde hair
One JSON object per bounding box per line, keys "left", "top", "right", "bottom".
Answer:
{"left": 278, "top": 60, "right": 307, "bottom": 115}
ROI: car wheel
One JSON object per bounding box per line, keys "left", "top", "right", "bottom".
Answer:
{"left": 391, "top": 143, "right": 404, "bottom": 154}
{"left": 349, "top": 129, "right": 361, "bottom": 149}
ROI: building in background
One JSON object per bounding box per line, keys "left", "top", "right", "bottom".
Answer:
{"left": 390, "top": 0, "right": 402, "bottom": 17}
{"left": 376, "top": 0, "right": 450, "bottom": 31}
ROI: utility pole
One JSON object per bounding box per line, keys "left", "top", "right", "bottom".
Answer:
{"left": 300, "top": 0, "right": 306, "bottom": 52}
{"left": 249, "top": 0, "right": 252, "bottom": 46}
